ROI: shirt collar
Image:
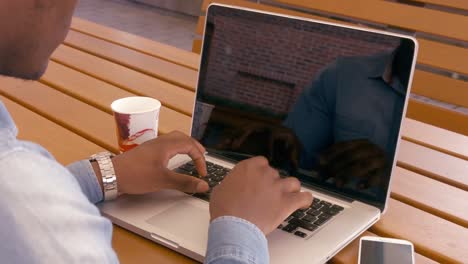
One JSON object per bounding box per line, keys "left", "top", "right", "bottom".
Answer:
{"left": 365, "top": 51, "right": 406, "bottom": 96}
{"left": 366, "top": 52, "right": 394, "bottom": 79}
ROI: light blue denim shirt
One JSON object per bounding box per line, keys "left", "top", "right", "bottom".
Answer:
{"left": 0, "top": 100, "right": 268, "bottom": 264}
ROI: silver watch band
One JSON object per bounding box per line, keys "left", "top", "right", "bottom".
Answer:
{"left": 90, "top": 152, "right": 118, "bottom": 201}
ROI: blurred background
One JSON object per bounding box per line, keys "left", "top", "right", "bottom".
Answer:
{"left": 75, "top": 0, "right": 201, "bottom": 50}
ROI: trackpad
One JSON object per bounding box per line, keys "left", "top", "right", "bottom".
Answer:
{"left": 146, "top": 201, "right": 210, "bottom": 248}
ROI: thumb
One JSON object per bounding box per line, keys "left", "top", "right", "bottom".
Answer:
{"left": 165, "top": 170, "right": 210, "bottom": 193}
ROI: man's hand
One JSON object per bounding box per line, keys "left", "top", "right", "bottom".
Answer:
{"left": 319, "top": 139, "right": 387, "bottom": 189}
{"left": 210, "top": 157, "right": 313, "bottom": 235}
{"left": 111, "top": 131, "right": 210, "bottom": 195}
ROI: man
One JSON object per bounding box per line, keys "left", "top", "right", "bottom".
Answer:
{"left": 284, "top": 41, "right": 414, "bottom": 191}
{"left": 0, "top": 1, "right": 312, "bottom": 263}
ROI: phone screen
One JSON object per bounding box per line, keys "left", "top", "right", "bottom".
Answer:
{"left": 360, "top": 240, "right": 413, "bottom": 264}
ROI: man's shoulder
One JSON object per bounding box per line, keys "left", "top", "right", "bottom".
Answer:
{"left": 333, "top": 52, "right": 392, "bottom": 73}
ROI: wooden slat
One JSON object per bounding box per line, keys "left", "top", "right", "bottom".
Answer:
{"left": 412, "top": 0, "right": 468, "bottom": 10}
{"left": 402, "top": 118, "right": 468, "bottom": 161}
{"left": 412, "top": 70, "right": 468, "bottom": 108}
{"left": 418, "top": 38, "right": 468, "bottom": 75}
{"left": 70, "top": 17, "right": 200, "bottom": 70}
{"left": 0, "top": 94, "right": 104, "bottom": 164}
{"left": 50, "top": 45, "right": 194, "bottom": 116}
{"left": 40, "top": 61, "right": 191, "bottom": 134}
{"left": 0, "top": 77, "right": 119, "bottom": 153}
{"left": 201, "top": 0, "right": 342, "bottom": 24}
{"left": 203, "top": 0, "right": 263, "bottom": 11}
{"left": 391, "top": 167, "right": 468, "bottom": 227}
{"left": 276, "top": 0, "right": 468, "bottom": 41}
{"left": 407, "top": 99, "right": 468, "bottom": 136}
{"left": 371, "top": 199, "right": 468, "bottom": 263}
{"left": 64, "top": 30, "right": 197, "bottom": 91}
{"left": 192, "top": 39, "right": 203, "bottom": 53}
{"left": 196, "top": 16, "right": 205, "bottom": 35}
{"left": 398, "top": 140, "right": 468, "bottom": 191}
{"left": 331, "top": 231, "right": 438, "bottom": 264}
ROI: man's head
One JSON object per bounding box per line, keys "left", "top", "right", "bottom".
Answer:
{"left": 0, "top": 0, "right": 77, "bottom": 80}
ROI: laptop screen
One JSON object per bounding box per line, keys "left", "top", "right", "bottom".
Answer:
{"left": 193, "top": 4, "right": 416, "bottom": 211}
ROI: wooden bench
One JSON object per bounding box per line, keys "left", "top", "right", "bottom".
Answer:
{"left": 0, "top": 15, "right": 466, "bottom": 264}
{"left": 192, "top": 0, "right": 468, "bottom": 136}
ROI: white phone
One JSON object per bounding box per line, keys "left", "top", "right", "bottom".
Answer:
{"left": 358, "top": 236, "right": 415, "bottom": 264}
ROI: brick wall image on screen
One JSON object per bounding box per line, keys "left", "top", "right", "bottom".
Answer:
{"left": 201, "top": 7, "right": 400, "bottom": 116}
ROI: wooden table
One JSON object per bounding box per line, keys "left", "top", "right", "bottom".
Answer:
{"left": 0, "top": 18, "right": 466, "bottom": 264}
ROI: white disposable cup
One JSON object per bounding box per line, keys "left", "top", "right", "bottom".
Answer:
{"left": 111, "top": 97, "right": 161, "bottom": 152}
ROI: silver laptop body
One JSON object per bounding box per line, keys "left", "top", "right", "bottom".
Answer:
{"left": 99, "top": 4, "right": 418, "bottom": 263}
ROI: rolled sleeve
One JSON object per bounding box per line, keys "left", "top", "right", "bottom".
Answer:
{"left": 206, "top": 216, "right": 269, "bottom": 264}
{"left": 67, "top": 160, "right": 103, "bottom": 204}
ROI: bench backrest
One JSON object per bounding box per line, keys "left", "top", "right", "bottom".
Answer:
{"left": 193, "top": 0, "right": 468, "bottom": 135}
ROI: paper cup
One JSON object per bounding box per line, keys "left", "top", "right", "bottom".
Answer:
{"left": 111, "top": 97, "right": 161, "bottom": 152}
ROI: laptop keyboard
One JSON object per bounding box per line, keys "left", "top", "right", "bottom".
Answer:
{"left": 175, "top": 160, "right": 345, "bottom": 238}
{"left": 175, "top": 160, "right": 230, "bottom": 201}
{"left": 278, "top": 198, "right": 344, "bottom": 238}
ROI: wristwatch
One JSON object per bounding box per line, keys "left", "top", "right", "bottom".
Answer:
{"left": 90, "top": 152, "right": 118, "bottom": 201}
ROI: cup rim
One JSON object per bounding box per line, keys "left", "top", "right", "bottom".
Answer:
{"left": 111, "top": 96, "right": 161, "bottom": 115}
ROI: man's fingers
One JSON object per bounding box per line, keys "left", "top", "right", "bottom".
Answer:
{"left": 165, "top": 132, "right": 207, "bottom": 176}
{"left": 190, "top": 139, "right": 208, "bottom": 177}
{"left": 245, "top": 156, "right": 269, "bottom": 167}
{"left": 279, "top": 177, "right": 302, "bottom": 193}
{"left": 192, "top": 138, "right": 206, "bottom": 156}
{"left": 165, "top": 170, "right": 209, "bottom": 193}
{"left": 285, "top": 191, "right": 313, "bottom": 211}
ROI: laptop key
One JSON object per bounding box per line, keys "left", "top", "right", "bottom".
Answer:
{"left": 319, "top": 205, "right": 331, "bottom": 212}
{"left": 300, "top": 222, "right": 318, "bottom": 232}
{"left": 325, "top": 209, "right": 340, "bottom": 216}
{"left": 180, "top": 163, "right": 195, "bottom": 171}
{"left": 282, "top": 224, "right": 297, "bottom": 233}
{"left": 294, "top": 231, "right": 307, "bottom": 238}
{"left": 289, "top": 218, "right": 318, "bottom": 232}
{"left": 292, "top": 211, "right": 305, "bottom": 218}
{"left": 319, "top": 213, "right": 332, "bottom": 220}
{"left": 331, "top": 205, "right": 344, "bottom": 211}
{"left": 208, "top": 181, "right": 218, "bottom": 188}
{"left": 314, "top": 218, "right": 329, "bottom": 226}
{"left": 306, "top": 209, "right": 321, "bottom": 216}
{"left": 312, "top": 203, "right": 321, "bottom": 210}
{"left": 302, "top": 214, "right": 317, "bottom": 223}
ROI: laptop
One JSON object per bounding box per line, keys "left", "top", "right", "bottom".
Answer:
{"left": 99, "top": 4, "right": 418, "bottom": 263}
